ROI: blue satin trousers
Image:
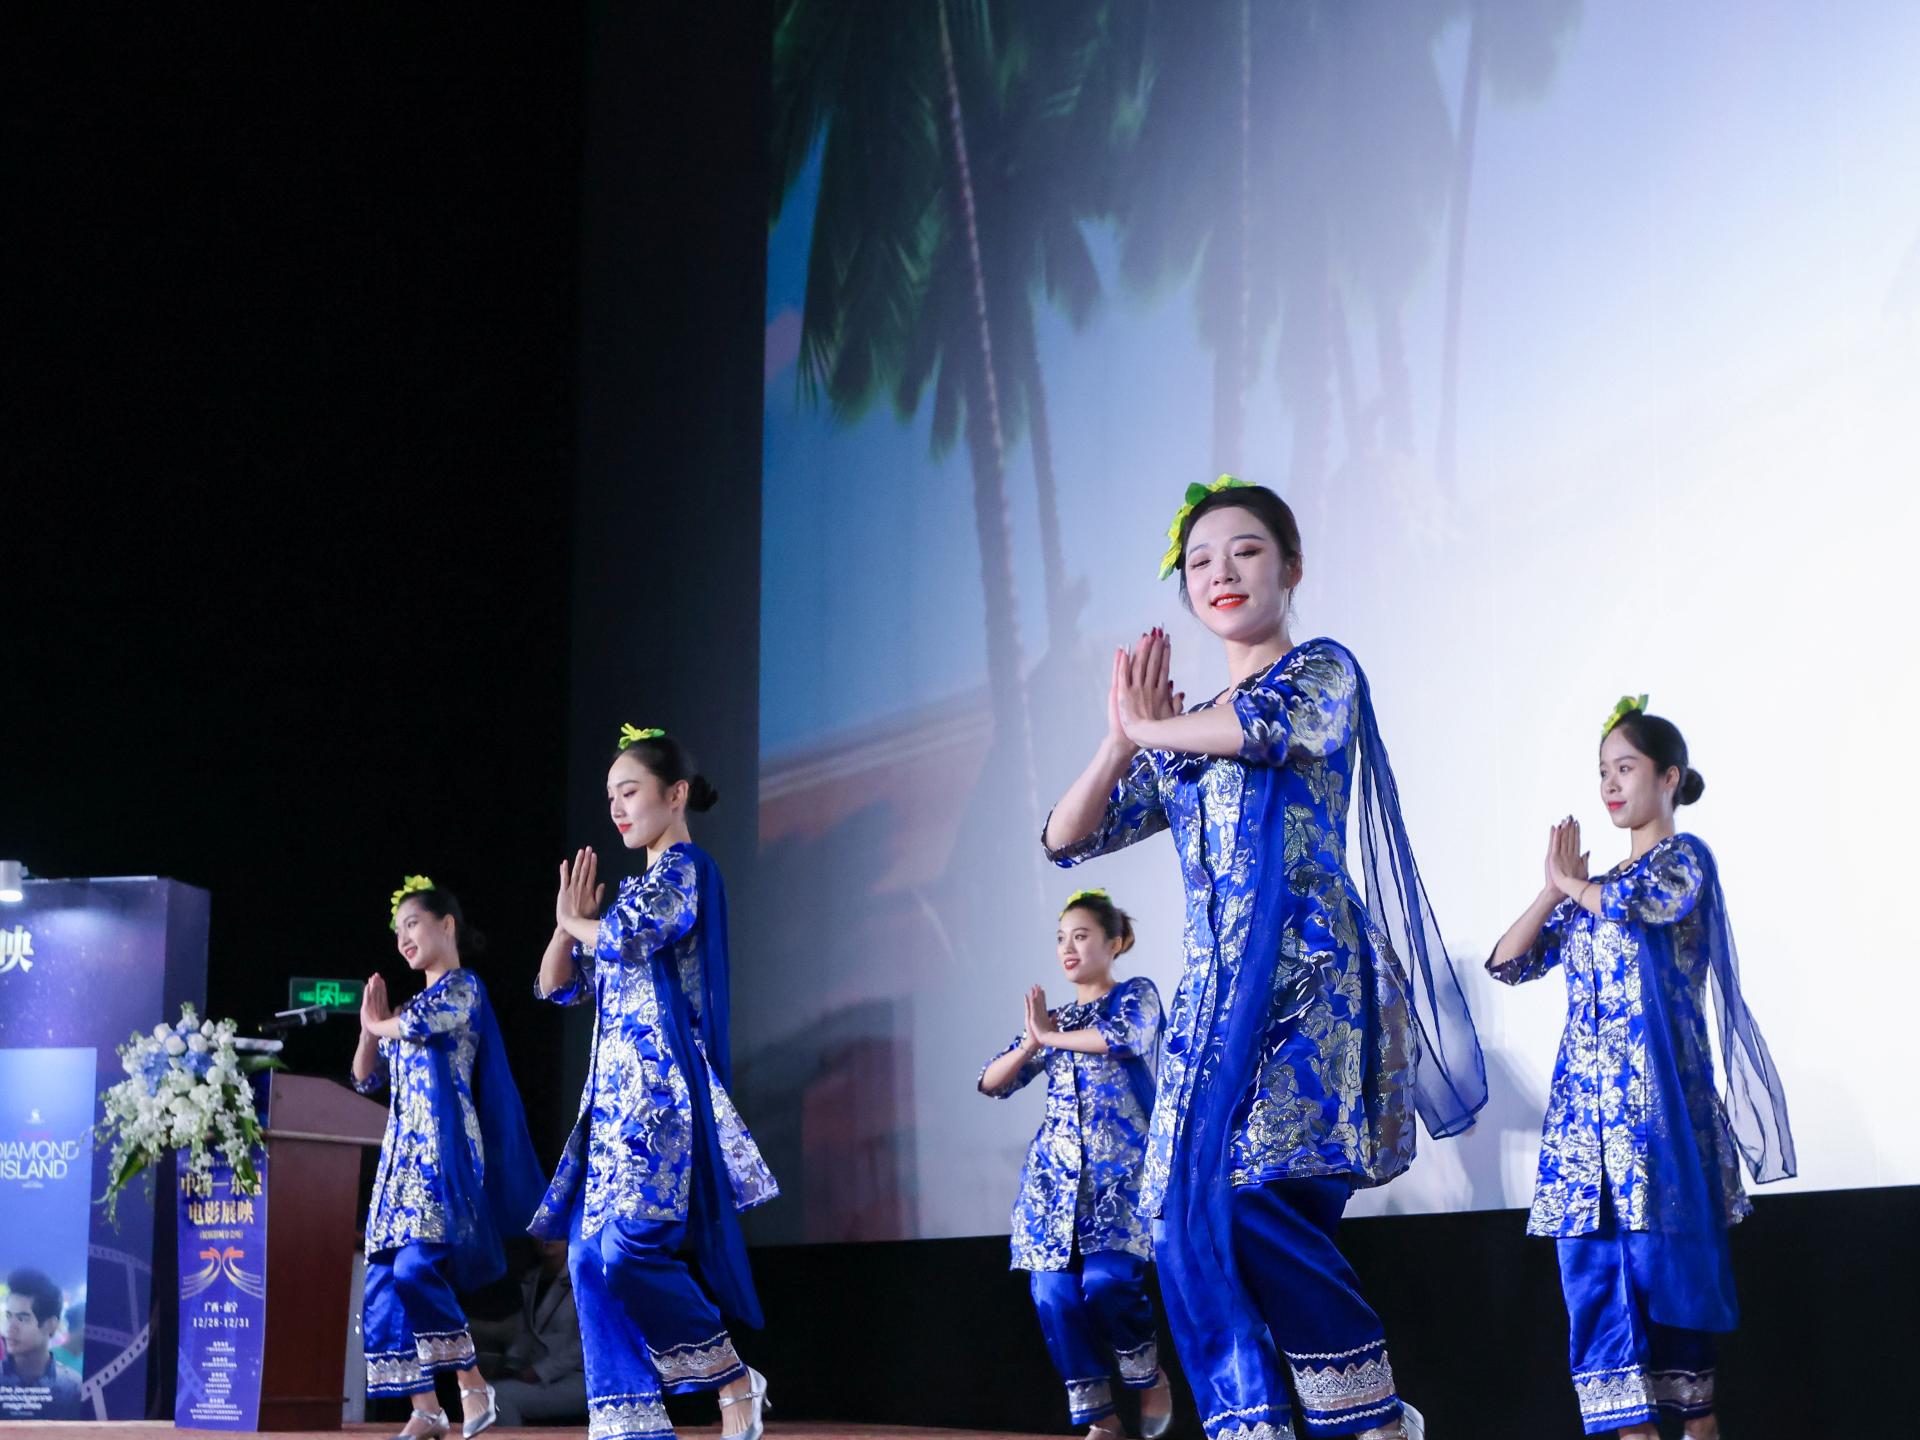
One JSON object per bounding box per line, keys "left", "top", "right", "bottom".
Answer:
{"left": 1159, "top": 1177, "right": 1403, "bottom": 1439}
{"left": 1028, "top": 1250, "right": 1161, "bottom": 1424}
{"left": 363, "top": 1243, "right": 474, "bottom": 1399}
{"left": 566, "top": 1192, "right": 747, "bottom": 1440}
{"left": 1557, "top": 1208, "right": 1717, "bottom": 1434}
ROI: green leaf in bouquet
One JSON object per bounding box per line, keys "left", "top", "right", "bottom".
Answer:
{"left": 114, "top": 1150, "right": 149, "bottom": 1192}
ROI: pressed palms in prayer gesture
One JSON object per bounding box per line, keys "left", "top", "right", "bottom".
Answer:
{"left": 1112, "top": 629, "right": 1185, "bottom": 746}
{"left": 1548, "top": 817, "right": 1603, "bottom": 914}
{"left": 1546, "top": 819, "right": 1586, "bottom": 888}
{"left": 1023, "top": 985, "right": 1054, "bottom": 1050}
{"left": 360, "top": 973, "right": 392, "bottom": 1031}
{"left": 555, "top": 846, "right": 608, "bottom": 948}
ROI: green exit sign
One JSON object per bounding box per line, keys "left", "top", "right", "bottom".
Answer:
{"left": 289, "top": 976, "right": 364, "bottom": 1014}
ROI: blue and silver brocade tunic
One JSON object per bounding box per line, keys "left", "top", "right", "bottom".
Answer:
{"left": 531, "top": 844, "right": 778, "bottom": 1240}
{"left": 1489, "top": 832, "right": 1750, "bottom": 1238}
{"left": 1047, "top": 640, "right": 1416, "bottom": 1217}
{"left": 980, "top": 975, "right": 1164, "bottom": 1272}
{"left": 356, "top": 969, "right": 485, "bottom": 1254}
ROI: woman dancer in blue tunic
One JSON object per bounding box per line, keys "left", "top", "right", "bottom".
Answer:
{"left": 1041, "top": 478, "right": 1486, "bottom": 1440}
{"left": 353, "top": 878, "right": 547, "bottom": 1440}
{"left": 1487, "top": 700, "right": 1794, "bottom": 1439}
{"left": 979, "top": 889, "right": 1172, "bottom": 1439}
{"left": 530, "top": 727, "right": 778, "bottom": 1440}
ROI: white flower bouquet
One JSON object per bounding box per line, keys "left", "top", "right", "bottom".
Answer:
{"left": 96, "top": 1003, "right": 274, "bottom": 1222}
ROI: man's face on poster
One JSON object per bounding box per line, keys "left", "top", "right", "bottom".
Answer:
{"left": 2, "top": 1295, "right": 56, "bottom": 1360}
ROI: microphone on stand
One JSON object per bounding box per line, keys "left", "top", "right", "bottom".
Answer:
{"left": 260, "top": 1003, "right": 331, "bottom": 1035}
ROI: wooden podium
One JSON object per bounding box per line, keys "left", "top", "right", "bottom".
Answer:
{"left": 255, "top": 1073, "right": 387, "bottom": 1430}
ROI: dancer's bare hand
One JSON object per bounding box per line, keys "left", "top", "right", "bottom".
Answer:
{"left": 1105, "top": 647, "right": 1132, "bottom": 751}
{"left": 360, "top": 974, "right": 391, "bottom": 1030}
{"left": 556, "top": 847, "right": 605, "bottom": 928}
{"left": 1116, "top": 629, "right": 1184, "bottom": 743}
{"left": 1546, "top": 818, "right": 1589, "bottom": 893}
{"left": 1023, "top": 985, "right": 1053, "bottom": 1051}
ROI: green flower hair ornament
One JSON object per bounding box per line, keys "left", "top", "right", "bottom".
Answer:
{"left": 1060, "top": 887, "right": 1111, "bottom": 916}
{"left": 1601, "top": 694, "right": 1649, "bottom": 742}
{"left": 389, "top": 874, "right": 435, "bottom": 931}
{"left": 1159, "top": 474, "right": 1253, "bottom": 580}
{"left": 618, "top": 724, "right": 666, "bottom": 750}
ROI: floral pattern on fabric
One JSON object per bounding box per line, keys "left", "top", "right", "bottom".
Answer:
{"left": 1488, "top": 833, "right": 1751, "bottom": 1236}
{"left": 1046, "top": 641, "right": 1416, "bottom": 1217}
{"left": 531, "top": 845, "right": 777, "bottom": 1239}
{"left": 357, "top": 969, "right": 484, "bottom": 1253}
{"left": 981, "top": 975, "right": 1164, "bottom": 1270}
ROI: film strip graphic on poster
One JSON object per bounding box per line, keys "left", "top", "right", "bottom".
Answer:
{"left": 77, "top": 1241, "right": 153, "bottom": 1421}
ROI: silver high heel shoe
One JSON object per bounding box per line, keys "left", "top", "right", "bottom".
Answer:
{"left": 1140, "top": 1368, "right": 1174, "bottom": 1440}
{"left": 719, "top": 1366, "right": 772, "bottom": 1440}
{"left": 393, "top": 1407, "right": 449, "bottom": 1440}
{"left": 459, "top": 1382, "right": 498, "bottom": 1438}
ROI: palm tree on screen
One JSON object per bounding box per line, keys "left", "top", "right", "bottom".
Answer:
{"left": 1434, "top": 0, "right": 1583, "bottom": 493}
{"left": 894, "top": 3, "right": 1130, "bottom": 658}
{"left": 1116, "top": 0, "right": 1271, "bottom": 476}
{"left": 770, "top": 0, "right": 1036, "bottom": 813}
{"left": 770, "top": 0, "right": 1127, "bottom": 814}
{"left": 1117, "top": 1, "right": 1450, "bottom": 491}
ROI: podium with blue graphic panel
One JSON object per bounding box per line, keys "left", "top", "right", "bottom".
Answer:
{"left": 175, "top": 1073, "right": 386, "bottom": 1431}
{"left": 0, "top": 878, "right": 390, "bottom": 1430}
{"left": 252, "top": 1076, "right": 387, "bottom": 1430}
{"left": 0, "top": 877, "right": 208, "bottom": 1422}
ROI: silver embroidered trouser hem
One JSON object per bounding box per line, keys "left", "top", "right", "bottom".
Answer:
{"left": 363, "top": 1243, "right": 475, "bottom": 1397}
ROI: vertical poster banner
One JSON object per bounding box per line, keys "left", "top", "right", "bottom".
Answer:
{"left": 0, "top": 877, "right": 211, "bottom": 1418}
{"left": 175, "top": 1155, "right": 269, "bottom": 1431}
{"left": 0, "top": 1047, "right": 97, "bottom": 1421}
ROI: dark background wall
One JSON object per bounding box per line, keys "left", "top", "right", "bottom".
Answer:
{"left": 9, "top": 4, "right": 1914, "bottom": 1438}
{"left": 557, "top": 0, "right": 771, "bottom": 1112}
{"left": 9, "top": 5, "right": 590, "bottom": 1141}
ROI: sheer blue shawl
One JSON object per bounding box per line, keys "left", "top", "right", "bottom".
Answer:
{"left": 654, "top": 844, "right": 764, "bottom": 1329}
{"left": 1635, "top": 837, "right": 1795, "bottom": 1329}
{"left": 424, "top": 974, "right": 548, "bottom": 1293}
{"left": 1160, "top": 643, "right": 1488, "bottom": 1422}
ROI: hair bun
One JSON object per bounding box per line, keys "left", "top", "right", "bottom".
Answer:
{"left": 685, "top": 775, "right": 720, "bottom": 813}
{"left": 1677, "top": 768, "right": 1706, "bottom": 806}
